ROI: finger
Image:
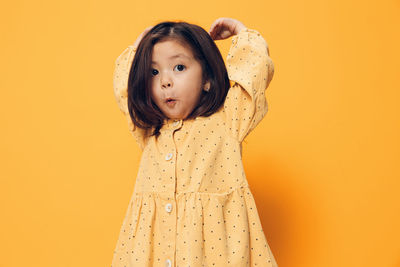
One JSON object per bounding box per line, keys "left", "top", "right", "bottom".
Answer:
{"left": 208, "top": 20, "right": 215, "bottom": 32}
{"left": 211, "top": 24, "right": 220, "bottom": 40}
{"left": 209, "top": 23, "right": 218, "bottom": 39}
{"left": 209, "top": 22, "right": 217, "bottom": 34}
{"left": 213, "top": 23, "right": 221, "bottom": 34}
{"left": 209, "top": 18, "right": 222, "bottom": 33}
{"left": 220, "top": 29, "right": 231, "bottom": 39}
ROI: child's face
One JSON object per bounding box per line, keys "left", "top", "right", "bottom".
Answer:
{"left": 150, "top": 39, "right": 208, "bottom": 120}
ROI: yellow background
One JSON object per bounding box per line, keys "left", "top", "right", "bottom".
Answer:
{"left": 1, "top": 0, "right": 399, "bottom": 266}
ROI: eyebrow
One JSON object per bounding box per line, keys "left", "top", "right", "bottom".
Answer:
{"left": 151, "top": 53, "right": 190, "bottom": 64}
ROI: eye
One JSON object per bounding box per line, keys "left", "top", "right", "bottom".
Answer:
{"left": 151, "top": 69, "right": 158, "bottom": 76}
{"left": 174, "top": 64, "right": 186, "bottom": 72}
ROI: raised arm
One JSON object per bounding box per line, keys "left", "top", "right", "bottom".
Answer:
{"left": 113, "top": 45, "right": 148, "bottom": 150}
{"left": 113, "top": 27, "right": 153, "bottom": 150}
{"left": 223, "top": 28, "right": 275, "bottom": 142}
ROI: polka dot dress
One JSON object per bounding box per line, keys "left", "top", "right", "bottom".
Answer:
{"left": 111, "top": 28, "right": 277, "bottom": 267}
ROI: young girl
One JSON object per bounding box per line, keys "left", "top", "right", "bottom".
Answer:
{"left": 111, "top": 17, "right": 277, "bottom": 267}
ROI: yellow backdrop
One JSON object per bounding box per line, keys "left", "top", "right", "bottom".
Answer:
{"left": 1, "top": 0, "right": 399, "bottom": 266}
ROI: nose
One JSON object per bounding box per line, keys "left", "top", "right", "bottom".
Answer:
{"left": 160, "top": 73, "right": 173, "bottom": 89}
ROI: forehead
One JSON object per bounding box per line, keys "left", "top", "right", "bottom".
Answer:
{"left": 151, "top": 39, "right": 194, "bottom": 63}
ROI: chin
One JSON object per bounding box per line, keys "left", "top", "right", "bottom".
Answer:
{"left": 167, "top": 113, "right": 186, "bottom": 120}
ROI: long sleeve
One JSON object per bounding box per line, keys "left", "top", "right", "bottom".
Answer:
{"left": 223, "top": 28, "right": 275, "bottom": 143}
{"left": 113, "top": 45, "right": 149, "bottom": 150}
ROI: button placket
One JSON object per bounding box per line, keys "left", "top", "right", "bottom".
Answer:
{"left": 161, "top": 130, "right": 177, "bottom": 266}
{"left": 165, "top": 152, "right": 173, "bottom": 161}
{"left": 172, "top": 120, "right": 180, "bottom": 127}
{"left": 163, "top": 196, "right": 176, "bottom": 267}
{"left": 165, "top": 203, "right": 172, "bottom": 213}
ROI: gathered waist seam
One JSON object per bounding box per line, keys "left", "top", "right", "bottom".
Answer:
{"left": 133, "top": 181, "right": 250, "bottom": 197}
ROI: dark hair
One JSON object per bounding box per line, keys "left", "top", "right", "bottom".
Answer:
{"left": 127, "top": 20, "right": 230, "bottom": 139}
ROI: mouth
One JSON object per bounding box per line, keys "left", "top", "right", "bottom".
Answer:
{"left": 165, "top": 98, "right": 176, "bottom": 103}
{"left": 165, "top": 98, "right": 177, "bottom": 107}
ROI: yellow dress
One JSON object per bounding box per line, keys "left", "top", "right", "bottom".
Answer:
{"left": 111, "top": 28, "right": 277, "bottom": 267}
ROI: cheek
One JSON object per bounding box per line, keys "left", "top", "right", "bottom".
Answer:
{"left": 186, "top": 87, "right": 202, "bottom": 105}
{"left": 149, "top": 86, "right": 158, "bottom": 101}
{"left": 150, "top": 80, "right": 161, "bottom": 96}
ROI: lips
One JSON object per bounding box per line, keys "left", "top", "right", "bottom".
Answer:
{"left": 165, "top": 97, "right": 176, "bottom": 103}
{"left": 165, "top": 98, "right": 177, "bottom": 107}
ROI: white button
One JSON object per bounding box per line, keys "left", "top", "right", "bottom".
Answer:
{"left": 165, "top": 152, "right": 173, "bottom": 161}
{"left": 172, "top": 120, "right": 180, "bottom": 126}
{"left": 165, "top": 259, "right": 172, "bottom": 267}
{"left": 165, "top": 203, "right": 172, "bottom": 212}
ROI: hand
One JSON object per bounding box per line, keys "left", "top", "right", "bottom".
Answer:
{"left": 208, "top": 18, "right": 247, "bottom": 41}
{"left": 133, "top": 25, "right": 153, "bottom": 48}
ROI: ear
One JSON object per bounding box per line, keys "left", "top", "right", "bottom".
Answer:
{"left": 204, "top": 80, "right": 211, "bottom": 92}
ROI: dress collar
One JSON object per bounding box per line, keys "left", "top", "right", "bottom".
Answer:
{"left": 161, "top": 116, "right": 201, "bottom": 131}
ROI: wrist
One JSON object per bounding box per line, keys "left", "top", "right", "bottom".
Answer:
{"left": 235, "top": 24, "right": 247, "bottom": 35}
